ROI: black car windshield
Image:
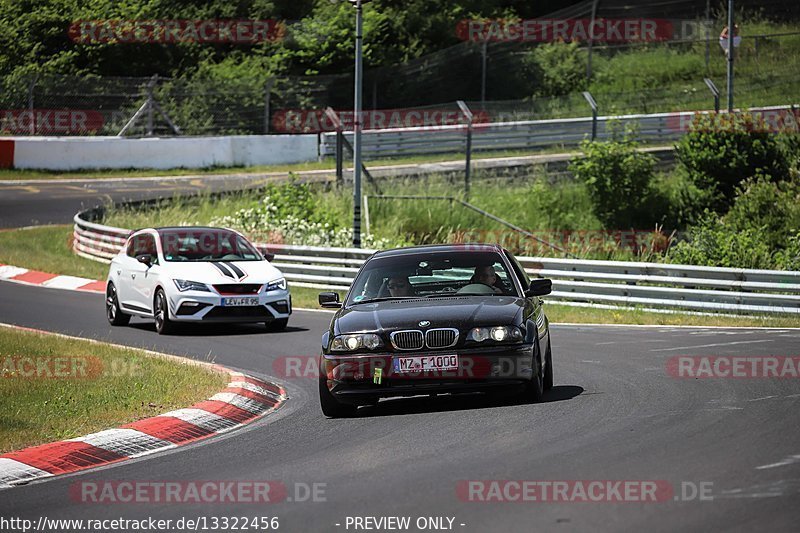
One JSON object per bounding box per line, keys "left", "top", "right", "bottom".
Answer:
{"left": 346, "top": 250, "right": 519, "bottom": 305}
{"left": 158, "top": 229, "right": 262, "bottom": 262}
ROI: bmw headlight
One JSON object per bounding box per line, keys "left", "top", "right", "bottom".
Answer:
{"left": 331, "top": 333, "right": 384, "bottom": 352}
{"left": 266, "top": 278, "right": 287, "bottom": 291}
{"left": 173, "top": 279, "right": 211, "bottom": 292}
{"left": 467, "top": 326, "right": 523, "bottom": 344}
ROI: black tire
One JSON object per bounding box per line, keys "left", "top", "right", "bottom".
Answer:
{"left": 522, "top": 339, "right": 544, "bottom": 403}
{"left": 544, "top": 339, "right": 554, "bottom": 391}
{"left": 154, "top": 288, "right": 175, "bottom": 335}
{"left": 319, "top": 376, "right": 357, "bottom": 418}
{"left": 106, "top": 282, "right": 130, "bottom": 326}
{"left": 265, "top": 318, "right": 289, "bottom": 332}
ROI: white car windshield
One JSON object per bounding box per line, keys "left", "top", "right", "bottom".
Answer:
{"left": 158, "top": 229, "right": 262, "bottom": 262}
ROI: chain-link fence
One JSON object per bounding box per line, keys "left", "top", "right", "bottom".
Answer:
{"left": 1, "top": 0, "right": 798, "bottom": 136}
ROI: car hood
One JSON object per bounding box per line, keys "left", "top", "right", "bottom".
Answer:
{"left": 334, "top": 296, "right": 525, "bottom": 334}
{"left": 159, "top": 260, "right": 283, "bottom": 284}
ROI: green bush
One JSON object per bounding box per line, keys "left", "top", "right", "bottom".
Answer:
{"left": 668, "top": 172, "right": 800, "bottom": 270}
{"left": 777, "top": 132, "right": 800, "bottom": 179}
{"left": 674, "top": 112, "right": 791, "bottom": 211}
{"left": 725, "top": 173, "right": 800, "bottom": 250}
{"left": 650, "top": 169, "right": 713, "bottom": 229}
{"left": 527, "top": 41, "right": 587, "bottom": 97}
{"left": 569, "top": 134, "right": 659, "bottom": 229}
{"left": 667, "top": 213, "right": 776, "bottom": 269}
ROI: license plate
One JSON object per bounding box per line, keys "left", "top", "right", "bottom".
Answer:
{"left": 221, "top": 297, "right": 260, "bottom": 307}
{"left": 393, "top": 354, "right": 459, "bottom": 373}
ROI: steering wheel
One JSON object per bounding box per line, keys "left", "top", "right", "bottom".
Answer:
{"left": 457, "top": 283, "right": 497, "bottom": 295}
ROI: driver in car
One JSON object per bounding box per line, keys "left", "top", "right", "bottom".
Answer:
{"left": 473, "top": 265, "right": 504, "bottom": 294}
{"left": 387, "top": 276, "right": 414, "bottom": 297}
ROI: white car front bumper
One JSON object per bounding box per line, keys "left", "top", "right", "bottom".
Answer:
{"left": 169, "top": 288, "right": 292, "bottom": 323}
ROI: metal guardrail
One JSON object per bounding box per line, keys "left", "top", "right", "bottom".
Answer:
{"left": 320, "top": 104, "right": 798, "bottom": 159}
{"left": 73, "top": 209, "right": 800, "bottom": 315}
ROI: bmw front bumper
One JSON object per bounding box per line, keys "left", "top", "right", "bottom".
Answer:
{"left": 321, "top": 344, "right": 536, "bottom": 405}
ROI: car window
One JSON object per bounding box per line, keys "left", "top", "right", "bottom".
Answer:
{"left": 130, "top": 233, "right": 157, "bottom": 258}
{"left": 159, "top": 229, "right": 262, "bottom": 262}
{"left": 347, "top": 250, "right": 519, "bottom": 304}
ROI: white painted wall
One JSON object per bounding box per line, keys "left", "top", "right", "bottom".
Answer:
{"left": 7, "top": 135, "right": 319, "bottom": 170}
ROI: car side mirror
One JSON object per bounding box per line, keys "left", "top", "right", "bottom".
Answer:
{"left": 263, "top": 252, "right": 275, "bottom": 262}
{"left": 525, "top": 278, "right": 552, "bottom": 297}
{"left": 136, "top": 254, "right": 153, "bottom": 267}
{"left": 319, "top": 292, "right": 342, "bottom": 308}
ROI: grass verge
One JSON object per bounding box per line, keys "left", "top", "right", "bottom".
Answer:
{"left": 1, "top": 225, "right": 797, "bottom": 328}
{"left": 0, "top": 325, "right": 228, "bottom": 453}
{"left": 0, "top": 225, "right": 108, "bottom": 280}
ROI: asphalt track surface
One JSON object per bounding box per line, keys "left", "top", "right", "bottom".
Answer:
{"left": 1, "top": 281, "right": 799, "bottom": 532}
{"left": 0, "top": 174, "right": 313, "bottom": 228}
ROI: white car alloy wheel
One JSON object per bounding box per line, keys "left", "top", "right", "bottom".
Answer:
{"left": 154, "top": 289, "right": 174, "bottom": 334}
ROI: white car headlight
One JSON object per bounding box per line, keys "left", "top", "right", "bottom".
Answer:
{"left": 266, "top": 278, "right": 287, "bottom": 291}
{"left": 173, "top": 279, "right": 211, "bottom": 292}
{"left": 331, "top": 333, "right": 383, "bottom": 352}
{"left": 467, "top": 326, "right": 523, "bottom": 343}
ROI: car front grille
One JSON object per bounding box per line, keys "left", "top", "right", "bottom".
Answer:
{"left": 390, "top": 328, "right": 459, "bottom": 350}
{"left": 204, "top": 306, "right": 273, "bottom": 319}
{"left": 390, "top": 330, "right": 425, "bottom": 351}
{"left": 425, "top": 328, "right": 459, "bottom": 348}
{"left": 214, "top": 284, "right": 262, "bottom": 295}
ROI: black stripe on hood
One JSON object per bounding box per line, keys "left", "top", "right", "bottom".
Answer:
{"left": 211, "top": 262, "right": 235, "bottom": 279}
{"left": 226, "top": 263, "right": 246, "bottom": 279}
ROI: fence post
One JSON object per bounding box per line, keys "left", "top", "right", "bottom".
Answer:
{"left": 457, "top": 100, "right": 474, "bottom": 200}
{"left": 146, "top": 75, "right": 158, "bottom": 136}
{"left": 586, "top": 0, "right": 600, "bottom": 81}
{"left": 704, "top": 78, "right": 720, "bottom": 113}
{"left": 582, "top": 91, "right": 598, "bottom": 141}
{"left": 264, "top": 78, "right": 274, "bottom": 134}
{"left": 27, "top": 75, "right": 37, "bottom": 135}
{"left": 481, "top": 40, "right": 488, "bottom": 104}
{"left": 324, "top": 107, "right": 344, "bottom": 186}
{"left": 705, "top": 0, "right": 711, "bottom": 71}
{"left": 363, "top": 194, "right": 370, "bottom": 236}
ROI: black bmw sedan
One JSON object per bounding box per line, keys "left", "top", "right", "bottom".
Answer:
{"left": 317, "top": 244, "right": 553, "bottom": 417}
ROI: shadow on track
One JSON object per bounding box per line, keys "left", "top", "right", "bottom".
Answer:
{"left": 351, "top": 385, "right": 584, "bottom": 418}
{"left": 127, "top": 320, "right": 308, "bottom": 336}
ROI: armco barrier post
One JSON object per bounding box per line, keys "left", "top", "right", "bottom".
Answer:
{"left": 704, "top": 78, "right": 720, "bottom": 113}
